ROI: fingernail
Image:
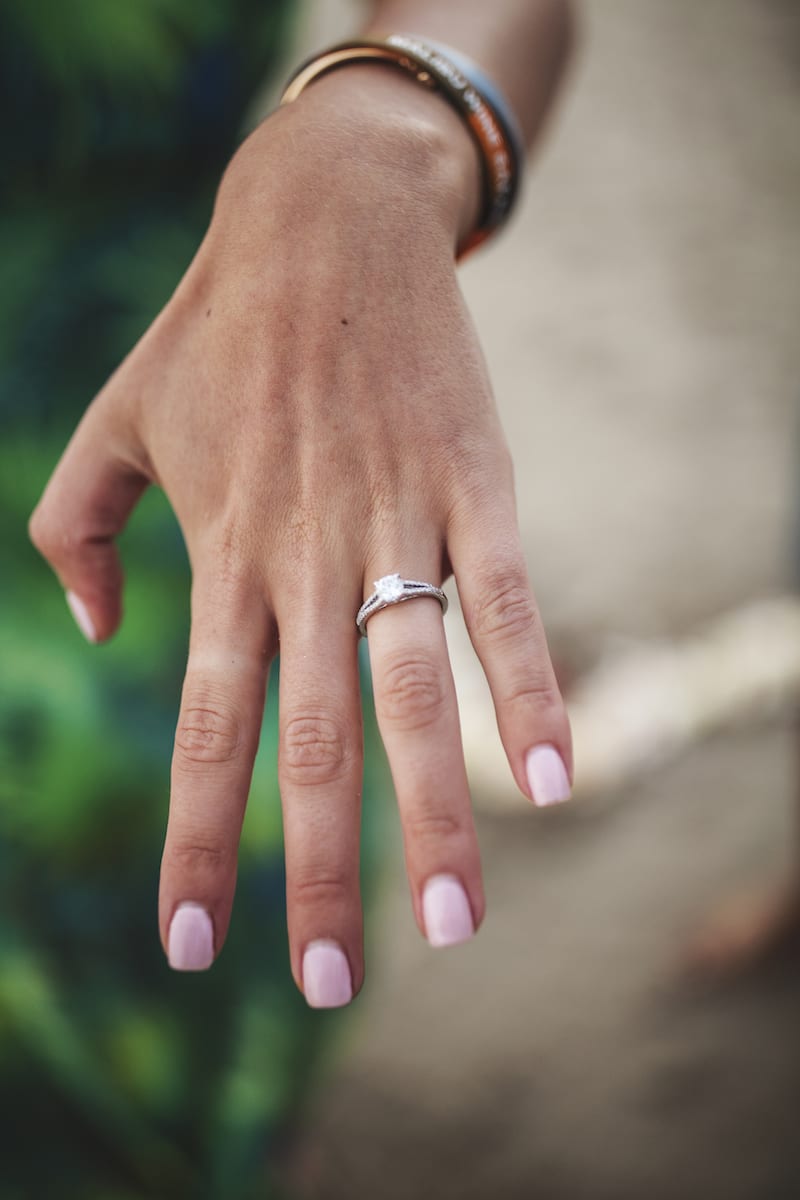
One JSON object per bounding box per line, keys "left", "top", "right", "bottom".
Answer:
{"left": 167, "top": 902, "right": 215, "bottom": 971}
{"left": 526, "top": 744, "right": 571, "bottom": 807}
{"left": 66, "top": 590, "right": 98, "bottom": 643}
{"left": 303, "top": 941, "right": 353, "bottom": 1009}
{"left": 422, "top": 875, "right": 475, "bottom": 948}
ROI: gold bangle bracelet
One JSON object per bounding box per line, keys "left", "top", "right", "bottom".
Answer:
{"left": 280, "top": 36, "right": 523, "bottom": 258}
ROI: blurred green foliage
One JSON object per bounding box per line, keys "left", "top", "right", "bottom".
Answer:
{"left": 0, "top": 1, "right": 389, "bottom": 1195}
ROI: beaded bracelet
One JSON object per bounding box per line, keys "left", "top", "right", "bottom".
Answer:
{"left": 279, "top": 35, "right": 525, "bottom": 258}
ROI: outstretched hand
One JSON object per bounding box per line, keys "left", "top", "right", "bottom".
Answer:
{"left": 29, "top": 66, "right": 572, "bottom": 1006}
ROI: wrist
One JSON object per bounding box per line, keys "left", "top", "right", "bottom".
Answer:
{"left": 298, "top": 64, "right": 482, "bottom": 246}
{"left": 207, "top": 60, "right": 484, "bottom": 290}
{"left": 277, "top": 61, "right": 482, "bottom": 250}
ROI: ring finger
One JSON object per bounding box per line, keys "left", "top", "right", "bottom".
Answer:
{"left": 365, "top": 554, "right": 484, "bottom": 949}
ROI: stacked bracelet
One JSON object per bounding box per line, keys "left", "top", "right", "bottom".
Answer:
{"left": 279, "top": 35, "right": 525, "bottom": 258}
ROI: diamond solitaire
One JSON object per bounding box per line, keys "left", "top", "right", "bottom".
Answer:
{"left": 374, "top": 574, "right": 404, "bottom": 602}
{"left": 356, "top": 574, "right": 448, "bottom": 637}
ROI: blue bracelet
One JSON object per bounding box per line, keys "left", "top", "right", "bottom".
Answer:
{"left": 405, "top": 35, "right": 526, "bottom": 197}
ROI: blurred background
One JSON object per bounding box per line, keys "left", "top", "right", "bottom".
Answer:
{"left": 1, "top": 0, "right": 799, "bottom": 1198}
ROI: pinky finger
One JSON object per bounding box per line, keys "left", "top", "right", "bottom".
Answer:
{"left": 448, "top": 504, "right": 573, "bottom": 808}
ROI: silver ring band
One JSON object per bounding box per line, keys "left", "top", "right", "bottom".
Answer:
{"left": 357, "top": 573, "right": 448, "bottom": 637}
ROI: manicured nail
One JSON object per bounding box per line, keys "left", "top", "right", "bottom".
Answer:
{"left": 422, "top": 875, "right": 475, "bottom": 948}
{"left": 526, "top": 744, "right": 571, "bottom": 807}
{"left": 66, "top": 590, "right": 98, "bottom": 643}
{"left": 167, "top": 902, "right": 215, "bottom": 971}
{"left": 302, "top": 940, "right": 353, "bottom": 1008}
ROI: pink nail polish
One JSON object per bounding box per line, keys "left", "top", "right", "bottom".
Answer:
{"left": 168, "top": 902, "right": 215, "bottom": 971}
{"left": 66, "top": 591, "right": 98, "bottom": 643}
{"left": 422, "top": 875, "right": 475, "bottom": 948}
{"left": 526, "top": 744, "right": 571, "bottom": 807}
{"left": 302, "top": 941, "right": 353, "bottom": 1009}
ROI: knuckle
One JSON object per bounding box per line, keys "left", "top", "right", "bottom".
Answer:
{"left": 378, "top": 655, "right": 446, "bottom": 732}
{"left": 447, "top": 433, "right": 515, "bottom": 515}
{"left": 165, "top": 839, "right": 229, "bottom": 874}
{"left": 28, "top": 504, "right": 62, "bottom": 560}
{"left": 175, "top": 702, "right": 242, "bottom": 766}
{"left": 278, "top": 502, "right": 326, "bottom": 563}
{"left": 206, "top": 524, "right": 255, "bottom": 598}
{"left": 506, "top": 675, "right": 564, "bottom": 716}
{"left": 406, "top": 808, "right": 467, "bottom": 845}
{"left": 210, "top": 561, "right": 253, "bottom": 611}
{"left": 470, "top": 570, "right": 536, "bottom": 644}
{"left": 291, "top": 869, "right": 353, "bottom": 911}
{"left": 281, "top": 712, "right": 350, "bottom": 787}
{"left": 469, "top": 440, "right": 515, "bottom": 491}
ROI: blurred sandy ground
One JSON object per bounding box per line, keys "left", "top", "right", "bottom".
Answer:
{"left": 276, "top": 1, "right": 800, "bottom": 1196}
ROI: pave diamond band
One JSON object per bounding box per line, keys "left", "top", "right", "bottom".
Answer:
{"left": 357, "top": 574, "right": 448, "bottom": 637}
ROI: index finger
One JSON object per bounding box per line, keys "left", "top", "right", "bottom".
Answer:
{"left": 159, "top": 564, "right": 273, "bottom": 969}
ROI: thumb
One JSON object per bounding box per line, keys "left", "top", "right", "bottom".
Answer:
{"left": 29, "top": 399, "right": 150, "bottom": 643}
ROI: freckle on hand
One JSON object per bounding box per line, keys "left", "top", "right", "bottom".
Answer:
{"left": 340, "top": 317, "right": 348, "bottom": 326}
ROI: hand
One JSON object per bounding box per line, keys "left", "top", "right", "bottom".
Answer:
{"left": 29, "top": 65, "right": 573, "bottom": 1006}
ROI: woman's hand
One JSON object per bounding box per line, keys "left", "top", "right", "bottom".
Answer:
{"left": 29, "top": 66, "right": 572, "bottom": 1006}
